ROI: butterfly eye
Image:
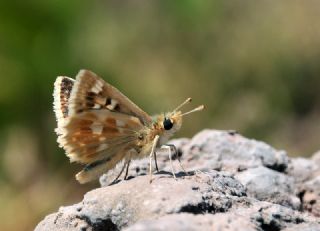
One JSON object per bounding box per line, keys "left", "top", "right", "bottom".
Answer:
{"left": 163, "top": 118, "right": 173, "bottom": 130}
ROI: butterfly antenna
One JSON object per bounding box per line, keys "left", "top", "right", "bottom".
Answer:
{"left": 173, "top": 98, "right": 192, "bottom": 112}
{"left": 181, "top": 105, "right": 205, "bottom": 117}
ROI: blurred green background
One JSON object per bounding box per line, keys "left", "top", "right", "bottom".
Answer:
{"left": 1, "top": 1, "right": 320, "bottom": 230}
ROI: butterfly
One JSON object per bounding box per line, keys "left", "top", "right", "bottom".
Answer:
{"left": 53, "top": 70, "right": 204, "bottom": 184}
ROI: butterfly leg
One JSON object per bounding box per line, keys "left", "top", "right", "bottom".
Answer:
{"left": 110, "top": 160, "right": 127, "bottom": 184}
{"left": 124, "top": 159, "right": 131, "bottom": 180}
{"left": 154, "top": 151, "right": 159, "bottom": 172}
{"left": 149, "top": 135, "right": 160, "bottom": 183}
{"left": 165, "top": 144, "right": 188, "bottom": 175}
{"left": 162, "top": 145, "right": 177, "bottom": 179}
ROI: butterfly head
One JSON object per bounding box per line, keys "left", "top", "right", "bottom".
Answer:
{"left": 155, "top": 98, "right": 204, "bottom": 140}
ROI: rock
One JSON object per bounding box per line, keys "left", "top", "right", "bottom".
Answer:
{"left": 235, "top": 166, "right": 300, "bottom": 209}
{"left": 287, "top": 157, "right": 318, "bottom": 183}
{"left": 124, "top": 203, "right": 320, "bottom": 231}
{"left": 300, "top": 175, "right": 320, "bottom": 217}
{"left": 311, "top": 150, "right": 320, "bottom": 178}
{"left": 312, "top": 150, "right": 320, "bottom": 167}
{"left": 251, "top": 203, "right": 319, "bottom": 231}
{"left": 181, "top": 129, "right": 289, "bottom": 173}
{"left": 123, "top": 213, "right": 257, "bottom": 231}
{"left": 287, "top": 151, "right": 320, "bottom": 218}
{"left": 283, "top": 223, "right": 320, "bottom": 231}
{"left": 35, "top": 129, "right": 320, "bottom": 231}
{"left": 36, "top": 171, "right": 250, "bottom": 231}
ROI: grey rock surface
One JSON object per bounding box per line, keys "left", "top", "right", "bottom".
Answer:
{"left": 300, "top": 176, "right": 320, "bottom": 217}
{"left": 287, "top": 157, "right": 318, "bottom": 183}
{"left": 123, "top": 213, "right": 257, "bottom": 231}
{"left": 35, "top": 130, "right": 320, "bottom": 231}
{"left": 235, "top": 166, "right": 300, "bottom": 209}
{"left": 181, "top": 129, "right": 289, "bottom": 173}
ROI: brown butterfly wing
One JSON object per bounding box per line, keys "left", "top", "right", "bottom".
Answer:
{"left": 53, "top": 76, "right": 75, "bottom": 129}
{"left": 68, "top": 69, "right": 152, "bottom": 126}
{"left": 53, "top": 70, "right": 151, "bottom": 183}
{"left": 59, "top": 109, "right": 143, "bottom": 184}
{"left": 57, "top": 110, "right": 143, "bottom": 163}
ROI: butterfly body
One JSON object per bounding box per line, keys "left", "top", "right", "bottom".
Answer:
{"left": 53, "top": 70, "right": 203, "bottom": 184}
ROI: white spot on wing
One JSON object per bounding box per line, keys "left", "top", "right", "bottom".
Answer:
{"left": 90, "top": 80, "right": 104, "bottom": 94}
{"left": 99, "top": 137, "right": 106, "bottom": 141}
{"left": 93, "top": 104, "right": 101, "bottom": 109}
{"left": 91, "top": 87, "right": 100, "bottom": 94}
{"left": 106, "top": 99, "right": 118, "bottom": 110}
{"left": 116, "top": 120, "right": 125, "bottom": 127}
{"left": 90, "top": 122, "right": 103, "bottom": 134}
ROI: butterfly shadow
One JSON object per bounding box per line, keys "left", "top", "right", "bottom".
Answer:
{"left": 107, "top": 170, "right": 195, "bottom": 186}
{"left": 154, "top": 170, "right": 192, "bottom": 178}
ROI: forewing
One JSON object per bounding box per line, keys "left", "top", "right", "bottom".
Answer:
{"left": 68, "top": 69, "right": 152, "bottom": 126}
